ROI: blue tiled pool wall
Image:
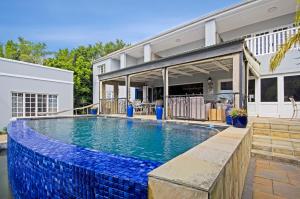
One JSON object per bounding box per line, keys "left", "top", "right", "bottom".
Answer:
{"left": 8, "top": 120, "right": 161, "bottom": 199}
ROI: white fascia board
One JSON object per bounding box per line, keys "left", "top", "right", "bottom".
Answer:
{"left": 0, "top": 57, "right": 74, "bottom": 73}
{"left": 0, "top": 72, "right": 74, "bottom": 84}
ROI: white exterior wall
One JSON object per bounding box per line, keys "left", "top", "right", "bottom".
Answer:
{"left": 205, "top": 20, "right": 217, "bottom": 46}
{"left": 0, "top": 58, "right": 73, "bottom": 129}
{"left": 126, "top": 55, "right": 138, "bottom": 67}
{"left": 248, "top": 49, "right": 300, "bottom": 118}
{"left": 92, "top": 1, "right": 297, "bottom": 118}
{"left": 220, "top": 13, "right": 294, "bottom": 41}
{"left": 156, "top": 40, "right": 205, "bottom": 58}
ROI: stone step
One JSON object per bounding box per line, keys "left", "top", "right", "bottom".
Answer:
{"left": 252, "top": 121, "right": 300, "bottom": 132}
{"left": 251, "top": 149, "right": 300, "bottom": 165}
{"left": 252, "top": 142, "right": 272, "bottom": 152}
{"left": 252, "top": 135, "right": 300, "bottom": 156}
{"left": 272, "top": 152, "right": 300, "bottom": 165}
{"left": 252, "top": 142, "right": 295, "bottom": 156}
{"left": 252, "top": 128, "right": 300, "bottom": 138}
{"left": 252, "top": 135, "right": 300, "bottom": 144}
{"left": 251, "top": 149, "right": 272, "bottom": 160}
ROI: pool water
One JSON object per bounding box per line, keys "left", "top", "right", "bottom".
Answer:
{"left": 27, "top": 117, "right": 223, "bottom": 163}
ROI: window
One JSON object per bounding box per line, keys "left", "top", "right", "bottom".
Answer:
{"left": 261, "top": 78, "right": 277, "bottom": 102}
{"left": 284, "top": 75, "right": 300, "bottom": 102}
{"left": 11, "top": 92, "right": 58, "bottom": 117}
{"left": 220, "top": 81, "right": 233, "bottom": 91}
{"left": 12, "top": 93, "right": 23, "bottom": 117}
{"left": 248, "top": 79, "right": 255, "bottom": 102}
{"left": 169, "top": 83, "right": 204, "bottom": 95}
{"left": 25, "top": 93, "right": 36, "bottom": 116}
{"left": 37, "top": 94, "right": 47, "bottom": 115}
{"left": 48, "top": 95, "right": 58, "bottom": 113}
{"left": 98, "top": 64, "right": 106, "bottom": 74}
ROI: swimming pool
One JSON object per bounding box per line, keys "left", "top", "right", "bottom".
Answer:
{"left": 27, "top": 117, "right": 222, "bottom": 163}
{"left": 8, "top": 117, "right": 225, "bottom": 198}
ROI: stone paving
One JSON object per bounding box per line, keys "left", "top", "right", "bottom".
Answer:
{"left": 243, "top": 157, "right": 300, "bottom": 199}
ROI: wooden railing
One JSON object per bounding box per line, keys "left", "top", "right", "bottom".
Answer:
{"left": 245, "top": 26, "right": 299, "bottom": 56}
{"left": 99, "top": 98, "right": 127, "bottom": 114}
{"left": 37, "top": 103, "right": 100, "bottom": 116}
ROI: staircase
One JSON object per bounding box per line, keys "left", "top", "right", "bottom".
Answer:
{"left": 251, "top": 119, "right": 300, "bottom": 165}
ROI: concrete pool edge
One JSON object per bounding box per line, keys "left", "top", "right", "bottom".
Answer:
{"left": 7, "top": 119, "right": 161, "bottom": 198}
{"left": 148, "top": 126, "right": 251, "bottom": 199}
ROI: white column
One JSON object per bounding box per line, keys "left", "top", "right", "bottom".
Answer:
{"left": 113, "top": 82, "right": 119, "bottom": 114}
{"left": 205, "top": 20, "right": 218, "bottom": 47}
{"left": 232, "top": 53, "right": 241, "bottom": 108}
{"left": 120, "top": 53, "right": 126, "bottom": 69}
{"left": 255, "top": 78, "right": 260, "bottom": 117}
{"left": 144, "top": 44, "right": 152, "bottom": 62}
{"left": 162, "top": 68, "right": 169, "bottom": 119}
{"left": 125, "top": 75, "right": 131, "bottom": 113}
{"left": 99, "top": 81, "right": 104, "bottom": 113}
{"left": 143, "top": 86, "right": 148, "bottom": 102}
{"left": 278, "top": 76, "right": 284, "bottom": 118}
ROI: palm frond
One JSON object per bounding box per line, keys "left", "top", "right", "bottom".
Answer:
{"left": 297, "top": 0, "right": 300, "bottom": 25}
{"left": 270, "top": 31, "right": 300, "bottom": 72}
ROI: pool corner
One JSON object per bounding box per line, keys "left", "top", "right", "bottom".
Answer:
{"left": 147, "top": 126, "right": 252, "bottom": 199}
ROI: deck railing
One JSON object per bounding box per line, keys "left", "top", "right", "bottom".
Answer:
{"left": 99, "top": 98, "right": 127, "bottom": 114}
{"left": 245, "top": 26, "right": 299, "bottom": 56}
{"left": 168, "top": 93, "right": 242, "bottom": 121}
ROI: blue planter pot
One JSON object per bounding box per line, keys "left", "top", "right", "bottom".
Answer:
{"left": 127, "top": 105, "right": 133, "bottom": 117}
{"left": 155, "top": 106, "right": 163, "bottom": 120}
{"left": 232, "top": 116, "right": 248, "bottom": 128}
{"left": 226, "top": 115, "right": 232, "bottom": 125}
{"left": 89, "top": 109, "right": 97, "bottom": 115}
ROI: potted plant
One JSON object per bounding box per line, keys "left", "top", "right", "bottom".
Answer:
{"left": 230, "top": 108, "right": 248, "bottom": 128}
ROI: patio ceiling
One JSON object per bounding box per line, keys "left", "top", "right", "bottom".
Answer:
{"left": 129, "top": 57, "right": 233, "bottom": 84}
{"left": 98, "top": 39, "right": 244, "bottom": 82}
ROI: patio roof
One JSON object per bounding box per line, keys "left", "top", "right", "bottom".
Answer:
{"left": 98, "top": 39, "right": 249, "bottom": 82}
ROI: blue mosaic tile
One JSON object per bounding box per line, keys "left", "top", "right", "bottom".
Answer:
{"left": 8, "top": 119, "right": 162, "bottom": 199}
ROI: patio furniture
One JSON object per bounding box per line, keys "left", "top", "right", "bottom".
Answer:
{"left": 141, "top": 102, "right": 156, "bottom": 115}
{"left": 289, "top": 97, "right": 299, "bottom": 120}
{"left": 132, "top": 100, "right": 143, "bottom": 115}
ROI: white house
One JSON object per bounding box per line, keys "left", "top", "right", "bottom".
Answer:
{"left": 0, "top": 58, "right": 74, "bottom": 130}
{"left": 93, "top": 0, "right": 299, "bottom": 119}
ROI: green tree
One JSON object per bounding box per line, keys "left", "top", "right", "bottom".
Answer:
{"left": 270, "top": 0, "right": 300, "bottom": 71}
{"left": 0, "top": 43, "right": 4, "bottom": 57}
{"left": 5, "top": 40, "right": 19, "bottom": 60}
{"left": 44, "top": 40, "right": 128, "bottom": 107}
{"left": 1, "top": 37, "right": 128, "bottom": 108}
{"left": 2, "top": 37, "right": 49, "bottom": 64}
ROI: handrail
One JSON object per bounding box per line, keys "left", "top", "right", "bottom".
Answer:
{"left": 38, "top": 102, "right": 100, "bottom": 116}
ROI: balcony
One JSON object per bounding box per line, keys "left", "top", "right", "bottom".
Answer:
{"left": 245, "top": 26, "right": 299, "bottom": 56}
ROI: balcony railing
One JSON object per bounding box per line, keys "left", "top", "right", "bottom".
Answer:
{"left": 245, "top": 26, "right": 299, "bottom": 56}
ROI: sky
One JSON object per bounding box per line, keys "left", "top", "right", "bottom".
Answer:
{"left": 0, "top": 0, "right": 241, "bottom": 51}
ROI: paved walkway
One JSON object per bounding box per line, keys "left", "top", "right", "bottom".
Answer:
{"left": 243, "top": 158, "right": 300, "bottom": 199}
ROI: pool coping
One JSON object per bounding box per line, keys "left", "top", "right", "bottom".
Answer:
{"left": 148, "top": 125, "right": 251, "bottom": 198}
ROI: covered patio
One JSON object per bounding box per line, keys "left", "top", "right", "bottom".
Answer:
{"left": 98, "top": 39, "right": 260, "bottom": 121}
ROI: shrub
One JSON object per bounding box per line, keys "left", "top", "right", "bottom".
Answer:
{"left": 230, "top": 108, "right": 247, "bottom": 118}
